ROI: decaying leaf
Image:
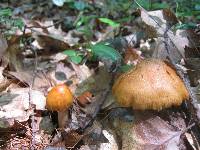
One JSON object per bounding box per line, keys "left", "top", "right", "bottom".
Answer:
{"left": 108, "top": 109, "right": 189, "bottom": 150}
{"left": 33, "top": 33, "right": 70, "bottom": 54}
{"left": 9, "top": 71, "right": 51, "bottom": 90}
{"left": 71, "top": 66, "right": 111, "bottom": 129}
{"left": 124, "top": 46, "right": 142, "bottom": 65}
{"left": 52, "top": 61, "right": 75, "bottom": 84}
{"left": 6, "top": 35, "right": 24, "bottom": 71}
{"left": 140, "top": 9, "right": 189, "bottom": 63}
{"left": 77, "top": 91, "right": 93, "bottom": 107}
{"left": 81, "top": 121, "right": 111, "bottom": 149}
{"left": 184, "top": 46, "right": 200, "bottom": 86}
{"left": 0, "top": 88, "right": 46, "bottom": 127}
{"left": 0, "top": 121, "right": 27, "bottom": 147}
{"left": 0, "top": 67, "right": 13, "bottom": 92}
{"left": 71, "top": 63, "right": 93, "bottom": 82}
{"left": 63, "top": 130, "right": 83, "bottom": 148}
{"left": 0, "top": 33, "right": 7, "bottom": 59}
{"left": 1, "top": 1, "right": 200, "bottom": 149}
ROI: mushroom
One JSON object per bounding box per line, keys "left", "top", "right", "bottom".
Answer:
{"left": 46, "top": 84, "right": 73, "bottom": 128}
{"left": 112, "top": 59, "right": 189, "bottom": 110}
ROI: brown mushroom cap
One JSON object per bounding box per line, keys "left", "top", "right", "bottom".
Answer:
{"left": 46, "top": 84, "right": 73, "bottom": 111}
{"left": 112, "top": 59, "right": 189, "bottom": 110}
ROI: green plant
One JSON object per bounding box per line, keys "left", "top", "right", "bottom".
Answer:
{"left": 62, "top": 42, "right": 122, "bottom": 69}
{"left": 63, "top": 50, "right": 84, "bottom": 64}
{"left": 0, "top": 8, "right": 24, "bottom": 36}
{"left": 98, "top": 18, "right": 120, "bottom": 27}
{"left": 89, "top": 42, "right": 122, "bottom": 63}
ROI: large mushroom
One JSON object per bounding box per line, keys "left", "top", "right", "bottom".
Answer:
{"left": 112, "top": 59, "right": 189, "bottom": 110}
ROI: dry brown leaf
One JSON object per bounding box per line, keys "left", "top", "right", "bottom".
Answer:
{"left": 51, "top": 61, "right": 75, "bottom": 85}
{"left": 77, "top": 91, "right": 93, "bottom": 107}
{"left": 33, "top": 33, "right": 70, "bottom": 54}
{"left": 6, "top": 35, "right": 24, "bottom": 71}
{"left": 124, "top": 46, "right": 142, "bottom": 65}
{"left": 108, "top": 109, "right": 189, "bottom": 150}
{"left": 0, "top": 88, "right": 46, "bottom": 127}
{"left": 9, "top": 71, "right": 51, "bottom": 90}
{"left": 62, "top": 130, "right": 83, "bottom": 148}
{"left": 0, "top": 34, "right": 7, "bottom": 59}
{"left": 140, "top": 9, "right": 188, "bottom": 63}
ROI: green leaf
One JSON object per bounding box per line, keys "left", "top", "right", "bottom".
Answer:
{"left": 75, "top": 15, "right": 97, "bottom": 27}
{"left": 70, "top": 56, "right": 83, "bottom": 64}
{"left": 135, "top": 0, "right": 151, "bottom": 10}
{"left": 0, "top": 8, "right": 12, "bottom": 16}
{"left": 176, "top": 23, "right": 197, "bottom": 29}
{"left": 74, "top": 1, "right": 86, "bottom": 11}
{"left": 13, "top": 18, "right": 24, "bottom": 30}
{"left": 77, "top": 26, "right": 93, "bottom": 39}
{"left": 195, "top": 4, "right": 200, "bottom": 10}
{"left": 119, "top": 64, "right": 133, "bottom": 73}
{"left": 90, "top": 43, "right": 122, "bottom": 62}
{"left": 98, "top": 18, "right": 120, "bottom": 27}
{"left": 63, "top": 50, "right": 83, "bottom": 64}
{"left": 176, "top": 11, "right": 193, "bottom": 17}
{"left": 197, "top": 15, "right": 200, "bottom": 20}
{"left": 151, "top": 2, "right": 169, "bottom": 10}
{"left": 63, "top": 50, "right": 77, "bottom": 56}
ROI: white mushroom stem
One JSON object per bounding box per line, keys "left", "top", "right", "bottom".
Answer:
{"left": 58, "top": 110, "right": 69, "bottom": 128}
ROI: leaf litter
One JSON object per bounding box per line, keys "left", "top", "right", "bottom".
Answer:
{"left": 0, "top": 1, "right": 200, "bottom": 149}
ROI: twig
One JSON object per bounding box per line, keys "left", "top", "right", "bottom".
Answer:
{"left": 25, "top": 19, "right": 64, "bottom": 30}
{"left": 28, "top": 45, "right": 38, "bottom": 150}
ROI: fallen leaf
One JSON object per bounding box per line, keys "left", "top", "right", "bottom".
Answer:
{"left": 33, "top": 33, "right": 70, "bottom": 54}
{"left": 0, "top": 88, "right": 46, "bottom": 127}
{"left": 108, "top": 109, "right": 188, "bottom": 150}
{"left": 77, "top": 91, "right": 93, "bottom": 107}
{"left": 0, "top": 33, "right": 7, "bottom": 59}
{"left": 140, "top": 9, "right": 189, "bottom": 63}
{"left": 63, "top": 130, "right": 83, "bottom": 148}
{"left": 124, "top": 46, "right": 142, "bottom": 65}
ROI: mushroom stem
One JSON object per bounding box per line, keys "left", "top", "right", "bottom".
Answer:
{"left": 58, "top": 110, "right": 69, "bottom": 128}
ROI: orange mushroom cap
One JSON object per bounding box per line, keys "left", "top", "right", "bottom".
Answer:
{"left": 112, "top": 59, "right": 189, "bottom": 110}
{"left": 46, "top": 84, "right": 73, "bottom": 111}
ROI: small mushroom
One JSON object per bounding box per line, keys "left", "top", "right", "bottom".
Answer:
{"left": 46, "top": 84, "right": 73, "bottom": 128}
{"left": 112, "top": 59, "right": 189, "bottom": 110}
